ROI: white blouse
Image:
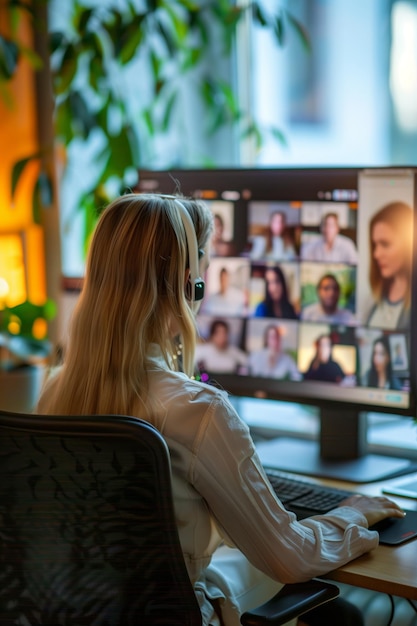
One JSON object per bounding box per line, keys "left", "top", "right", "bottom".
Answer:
{"left": 37, "top": 346, "right": 379, "bottom": 625}
{"left": 143, "top": 346, "right": 378, "bottom": 623}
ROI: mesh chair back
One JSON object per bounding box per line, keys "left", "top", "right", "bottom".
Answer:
{"left": 0, "top": 411, "right": 202, "bottom": 626}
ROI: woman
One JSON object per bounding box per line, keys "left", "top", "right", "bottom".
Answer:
{"left": 367, "top": 202, "right": 413, "bottom": 330}
{"left": 211, "top": 213, "right": 236, "bottom": 256}
{"left": 250, "top": 210, "right": 297, "bottom": 261}
{"left": 304, "top": 334, "right": 346, "bottom": 383}
{"left": 249, "top": 324, "right": 301, "bottom": 380}
{"left": 254, "top": 265, "right": 298, "bottom": 319}
{"left": 364, "top": 336, "right": 402, "bottom": 390}
{"left": 37, "top": 194, "right": 403, "bottom": 626}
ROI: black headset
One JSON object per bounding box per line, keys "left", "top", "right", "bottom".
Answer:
{"left": 161, "top": 196, "right": 205, "bottom": 302}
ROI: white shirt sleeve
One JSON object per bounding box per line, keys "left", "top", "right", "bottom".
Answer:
{"left": 191, "top": 393, "right": 378, "bottom": 584}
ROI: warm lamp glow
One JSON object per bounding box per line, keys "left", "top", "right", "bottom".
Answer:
{"left": 7, "top": 315, "right": 21, "bottom": 335}
{"left": 0, "top": 4, "right": 47, "bottom": 313}
{"left": 0, "top": 227, "right": 46, "bottom": 306}
{"left": 25, "top": 225, "right": 47, "bottom": 304}
{"left": 32, "top": 317, "right": 47, "bottom": 340}
{"left": 0, "top": 234, "right": 27, "bottom": 305}
{"left": 0, "top": 277, "right": 9, "bottom": 302}
{"left": 0, "top": 5, "right": 40, "bottom": 232}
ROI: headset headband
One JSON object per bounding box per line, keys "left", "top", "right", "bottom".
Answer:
{"left": 160, "top": 195, "right": 205, "bottom": 302}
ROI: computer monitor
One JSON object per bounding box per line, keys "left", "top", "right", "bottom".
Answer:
{"left": 137, "top": 166, "right": 417, "bottom": 482}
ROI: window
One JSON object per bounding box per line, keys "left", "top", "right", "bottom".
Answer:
{"left": 57, "top": 0, "right": 417, "bottom": 277}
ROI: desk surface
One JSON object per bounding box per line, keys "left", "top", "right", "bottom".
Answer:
{"left": 252, "top": 423, "right": 417, "bottom": 598}
{"left": 319, "top": 476, "right": 417, "bottom": 599}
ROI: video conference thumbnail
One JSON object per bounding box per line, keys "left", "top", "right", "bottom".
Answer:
{"left": 196, "top": 192, "right": 412, "bottom": 398}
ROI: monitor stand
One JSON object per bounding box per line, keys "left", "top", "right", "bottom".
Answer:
{"left": 255, "top": 409, "right": 416, "bottom": 483}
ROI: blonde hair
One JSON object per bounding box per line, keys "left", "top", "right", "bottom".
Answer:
{"left": 43, "top": 193, "right": 213, "bottom": 416}
{"left": 369, "top": 201, "right": 413, "bottom": 306}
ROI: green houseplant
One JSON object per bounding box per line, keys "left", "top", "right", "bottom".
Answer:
{"left": 0, "top": 1, "right": 309, "bottom": 413}
{"left": 3, "top": 0, "right": 310, "bottom": 247}
{"left": 0, "top": 299, "right": 56, "bottom": 412}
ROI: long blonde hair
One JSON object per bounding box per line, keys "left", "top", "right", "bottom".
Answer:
{"left": 44, "top": 193, "right": 213, "bottom": 416}
{"left": 369, "top": 201, "right": 413, "bottom": 306}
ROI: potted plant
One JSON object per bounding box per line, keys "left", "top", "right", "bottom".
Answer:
{"left": 0, "top": 299, "right": 56, "bottom": 413}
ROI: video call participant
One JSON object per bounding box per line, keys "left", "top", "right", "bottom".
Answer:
{"left": 195, "top": 318, "right": 248, "bottom": 374}
{"left": 302, "top": 212, "right": 358, "bottom": 264}
{"left": 303, "top": 334, "right": 346, "bottom": 383}
{"left": 202, "top": 266, "right": 247, "bottom": 317}
{"left": 211, "top": 213, "right": 236, "bottom": 257}
{"left": 302, "top": 274, "right": 356, "bottom": 324}
{"left": 366, "top": 201, "right": 413, "bottom": 330}
{"left": 363, "top": 335, "right": 402, "bottom": 391}
{"left": 36, "top": 194, "right": 404, "bottom": 626}
{"left": 250, "top": 210, "right": 297, "bottom": 261}
{"left": 393, "top": 341, "right": 407, "bottom": 369}
{"left": 254, "top": 265, "right": 298, "bottom": 319}
{"left": 249, "top": 324, "right": 301, "bottom": 380}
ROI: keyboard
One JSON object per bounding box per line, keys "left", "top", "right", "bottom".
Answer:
{"left": 266, "top": 468, "right": 354, "bottom": 519}
{"left": 265, "top": 468, "right": 417, "bottom": 545}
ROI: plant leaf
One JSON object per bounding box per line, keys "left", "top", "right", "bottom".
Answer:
{"left": 252, "top": 2, "right": 268, "bottom": 27}
{"left": 274, "top": 13, "right": 285, "bottom": 46}
{"left": 163, "top": 3, "right": 188, "bottom": 45}
{"left": 18, "top": 43, "right": 43, "bottom": 70}
{"left": 0, "top": 35, "right": 19, "bottom": 79}
{"left": 241, "top": 121, "right": 263, "bottom": 150}
{"left": 270, "top": 126, "right": 288, "bottom": 147}
{"left": 181, "top": 45, "right": 202, "bottom": 71}
{"left": 118, "top": 15, "right": 145, "bottom": 64}
{"left": 69, "top": 90, "right": 97, "bottom": 139}
{"left": 99, "top": 126, "right": 135, "bottom": 180}
{"left": 285, "top": 11, "right": 312, "bottom": 53}
{"left": 53, "top": 42, "right": 78, "bottom": 95}
{"left": 155, "top": 16, "right": 177, "bottom": 57}
{"left": 74, "top": 7, "right": 94, "bottom": 36}
{"left": 11, "top": 153, "right": 41, "bottom": 200}
{"left": 142, "top": 107, "right": 154, "bottom": 135}
{"left": 161, "top": 91, "right": 177, "bottom": 132}
{"left": 55, "top": 96, "right": 74, "bottom": 144}
{"left": 49, "top": 31, "right": 68, "bottom": 55}
{"left": 37, "top": 171, "right": 54, "bottom": 207}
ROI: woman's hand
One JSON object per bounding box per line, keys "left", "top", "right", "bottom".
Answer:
{"left": 338, "top": 494, "right": 405, "bottom": 527}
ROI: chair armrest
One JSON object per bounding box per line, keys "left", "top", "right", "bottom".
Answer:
{"left": 240, "top": 579, "right": 340, "bottom": 626}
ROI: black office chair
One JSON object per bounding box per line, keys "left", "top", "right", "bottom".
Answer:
{"left": 0, "top": 410, "right": 339, "bottom": 625}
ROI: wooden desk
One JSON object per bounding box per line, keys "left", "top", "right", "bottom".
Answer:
{"left": 255, "top": 433, "right": 417, "bottom": 598}
{"left": 327, "top": 539, "right": 417, "bottom": 599}
{"left": 324, "top": 476, "right": 417, "bottom": 599}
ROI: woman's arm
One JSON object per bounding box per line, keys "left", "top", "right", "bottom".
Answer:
{"left": 191, "top": 394, "right": 384, "bottom": 584}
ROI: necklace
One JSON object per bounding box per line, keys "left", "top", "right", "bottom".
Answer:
{"left": 172, "top": 340, "right": 183, "bottom": 364}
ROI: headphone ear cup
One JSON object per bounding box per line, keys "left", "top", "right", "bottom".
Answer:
{"left": 185, "top": 278, "right": 205, "bottom": 302}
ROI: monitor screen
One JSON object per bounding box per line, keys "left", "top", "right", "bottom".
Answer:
{"left": 137, "top": 167, "right": 417, "bottom": 481}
